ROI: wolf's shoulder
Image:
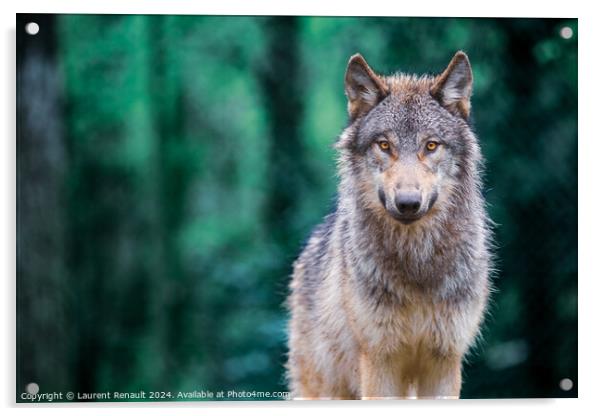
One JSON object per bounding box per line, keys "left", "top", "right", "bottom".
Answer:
{"left": 290, "top": 211, "right": 339, "bottom": 310}
{"left": 297, "top": 211, "right": 337, "bottom": 263}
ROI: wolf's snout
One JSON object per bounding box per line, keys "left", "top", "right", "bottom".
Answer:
{"left": 394, "top": 192, "right": 421, "bottom": 216}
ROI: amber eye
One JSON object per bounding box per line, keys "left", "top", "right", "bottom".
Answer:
{"left": 378, "top": 141, "right": 390, "bottom": 151}
{"left": 425, "top": 141, "right": 439, "bottom": 152}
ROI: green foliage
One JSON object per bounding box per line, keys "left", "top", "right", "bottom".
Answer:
{"left": 17, "top": 15, "right": 577, "bottom": 399}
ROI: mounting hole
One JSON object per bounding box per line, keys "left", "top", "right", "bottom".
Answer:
{"left": 25, "top": 22, "right": 39, "bottom": 36}
{"left": 26, "top": 382, "right": 39, "bottom": 395}
{"left": 559, "top": 26, "right": 573, "bottom": 40}
{"left": 559, "top": 378, "right": 573, "bottom": 391}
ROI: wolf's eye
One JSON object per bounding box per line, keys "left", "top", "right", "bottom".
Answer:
{"left": 378, "top": 140, "right": 390, "bottom": 151}
{"left": 425, "top": 141, "right": 439, "bottom": 152}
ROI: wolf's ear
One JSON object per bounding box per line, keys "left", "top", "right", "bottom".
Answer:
{"left": 345, "top": 54, "right": 388, "bottom": 121}
{"left": 430, "top": 51, "right": 473, "bottom": 120}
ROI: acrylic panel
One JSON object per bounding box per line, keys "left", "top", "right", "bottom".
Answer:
{"left": 16, "top": 13, "right": 577, "bottom": 402}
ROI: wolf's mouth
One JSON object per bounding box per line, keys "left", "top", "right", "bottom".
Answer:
{"left": 387, "top": 210, "right": 422, "bottom": 225}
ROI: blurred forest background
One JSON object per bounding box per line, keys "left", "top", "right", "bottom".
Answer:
{"left": 17, "top": 14, "right": 577, "bottom": 400}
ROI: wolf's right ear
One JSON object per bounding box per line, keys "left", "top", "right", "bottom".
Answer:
{"left": 344, "top": 54, "right": 388, "bottom": 121}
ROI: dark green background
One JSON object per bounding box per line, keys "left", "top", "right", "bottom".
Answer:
{"left": 17, "top": 14, "right": 577, "bottom": 400}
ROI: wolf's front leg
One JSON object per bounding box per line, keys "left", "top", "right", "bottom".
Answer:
{"left": 416, "top": 355, "right": 462, "bottom": 399}
{"left": 359, "top": 353, "right": 411, "bottom": 399}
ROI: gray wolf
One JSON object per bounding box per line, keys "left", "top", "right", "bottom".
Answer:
{"left": 286, "top": 51, "right": 492, "bottom": 399}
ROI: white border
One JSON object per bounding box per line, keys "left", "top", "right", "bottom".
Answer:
{"left": 4, "top": 0, "right": 582, "bottom": 18}
{"left": 3, "top": 1, "right": 600, "bottom": 415}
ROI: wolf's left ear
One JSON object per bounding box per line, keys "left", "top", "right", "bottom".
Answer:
{"left": 345, "top": 54, "right": 388, "bottom": 121}
{"left": 430, "top": 51, "right": 473, "bottom": 120}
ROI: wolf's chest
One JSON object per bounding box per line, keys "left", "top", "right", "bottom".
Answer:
{"left": 357, "top": 296, "right": 451, "bottom": 354}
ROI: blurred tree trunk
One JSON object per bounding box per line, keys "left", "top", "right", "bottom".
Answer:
{"left": 17, "top": 13, "right": 71, "bottom": 393}
{"left": 147, "top": 15, "right": 193, "bottom": 386}
{"left": 258, "top": 17, "right": 310, "bottom": 252}
{"left": 496, "top": 18, "right": 566, "bottom": 396}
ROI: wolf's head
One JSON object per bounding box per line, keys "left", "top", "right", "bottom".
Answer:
{"left": 337, "top": 51, "right": 481, "bottom": 226}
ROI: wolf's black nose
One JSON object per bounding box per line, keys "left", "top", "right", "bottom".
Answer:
{"left": 394, "top": 192, "right": 421, "bottom": 215}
